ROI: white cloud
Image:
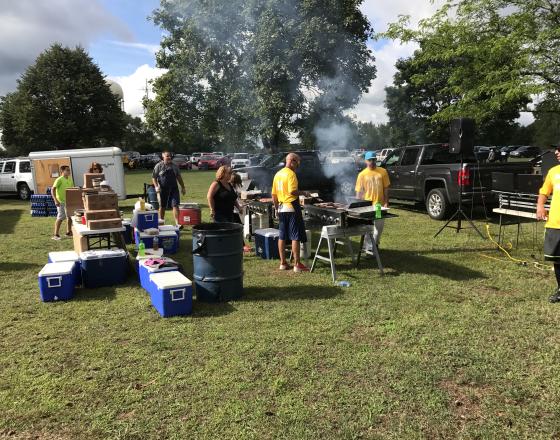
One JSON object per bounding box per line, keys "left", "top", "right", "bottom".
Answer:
{"left": 350, "top": 0, "right": 447, "bottom": 124}
{"left": 107, "top": 40, "right": 160, "bottom": 56}
{"left": 109, "top": 64, "right": 167, "bottom": 118}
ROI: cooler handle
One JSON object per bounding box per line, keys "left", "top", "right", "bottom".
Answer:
{"left": 47, "top": 276, "right": 62, "bottom": 288}
{"left": 170, "top": 288, "right": 185, "bottom": 301}
{"left": 145, "top": 214, "right": 155, "bottom": 222}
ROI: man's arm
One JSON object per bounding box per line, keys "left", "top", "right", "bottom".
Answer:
{"left": 383, "top": 188, "right": 389, "bottom": 208}
{"left": 537, "top": 194, "right": 548, "bottom": 220}
{"left": 52, "top": 186, "right": 59, "bottom": 206}
{"left": 177, "top": 174, "right": 186, "bottom": 195}
{"left": 272, "top": 194, "right": 279, "bottom": 211}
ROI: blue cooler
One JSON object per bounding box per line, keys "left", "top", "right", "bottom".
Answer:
{"left": 135, "top": 248, "right": 164, "bottom": 272}
{"left": 48, "top": 251, "right": 81, "bottom": 286}
{"left": 136, "top": 210, "right": 159, "bottom": 231}
{"left": 139, "top": 257, "right": 179, "bottom": 291}
{"left": 149, "top": 271, "right": 193, "bottom": 317}
{"left": 135, "top": 230, "right": 159, "bottom": 249}
{"left": 80, "top": 249, "right": 129, "bottom": 288}
{"left": 254, "top": 228, "right": 280, "bottom": 259}
{"left": 38, "top": 262, "right": 75, "bottom": 302}
{"left": 122, "top": 219, "right": 134, "bottom": 244}
{"left": 159, "top": 230, "right": 179, "bottom": 254}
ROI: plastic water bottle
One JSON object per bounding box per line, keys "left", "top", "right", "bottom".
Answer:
{"left": 337, "top": 280, "right": 351, "bottom": 287}
{"left": 375, "top": 202, "right": 382, "bottom": 219}
{"left": 138, "top": 240, "right": 146, "bottom": 256}
{"left": 139, "top": 197, "right": 145, "bottom": 211}
{"left": 153, "top": 236, "right": 159, "bottom": 251}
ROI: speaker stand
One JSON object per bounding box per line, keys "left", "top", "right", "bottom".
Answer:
{"left": 434, "top": 158, "right": 485, "bottom": 239}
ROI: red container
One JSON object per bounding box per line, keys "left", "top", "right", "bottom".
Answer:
{"left": 178, "top": 203, "right": 201, "bottom": 226}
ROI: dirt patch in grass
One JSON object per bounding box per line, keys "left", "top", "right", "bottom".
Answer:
{"left": 440, "top": 378, "right": 495, "bottom": 426}
{"left": 0, "top": 430, "right": 75, "bottom": 440}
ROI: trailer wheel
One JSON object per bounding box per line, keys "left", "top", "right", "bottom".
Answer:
{"left": 18, "top": 183, "right": 31, "bottom": 200}
{"left": 426, "top": 188, "right": 449, "bottom": 220}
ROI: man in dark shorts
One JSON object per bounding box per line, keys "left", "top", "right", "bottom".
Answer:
{"left": 271, "top": 153, "right": 310, "bottom": 273}
{"left": 152, "top": 151, "right": 186, "bottom": 227}
{"left": 537, "top": 144, "right": 560, "bottom": 302}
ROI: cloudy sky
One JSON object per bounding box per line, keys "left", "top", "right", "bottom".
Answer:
{"left": 3, "top": 0, "right": 531, "bottom": 126}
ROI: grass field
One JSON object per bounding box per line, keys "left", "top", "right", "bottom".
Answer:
{"left": 1, "top": 170, "right": 560, "bottom": 439}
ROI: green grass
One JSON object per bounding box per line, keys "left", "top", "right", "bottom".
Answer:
{"left": 1, "top": 170, "right": 560, "bottom": 439}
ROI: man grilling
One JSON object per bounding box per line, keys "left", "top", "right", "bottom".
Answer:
{"left": 152, "top": 151, "right": 186, "bottom": 227}
{"left": 272, "top": 153, "right": 310, "bottom": 273}
{"left": 355, "top": 151, "right": 390, "bottom": 251}
{"left": 537, "top": 144, "right": 560, "bottom": 302}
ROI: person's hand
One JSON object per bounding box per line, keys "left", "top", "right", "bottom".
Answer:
{"left": 210, "top": 209, "right": 215, "bottom": 219}
{"left": 155, "top": 186, "right": 160, "bottom": 193}
{"left": 536, "top": 206, "right": 548, "bottom": 221}
{"left": 181, "top": 187, "right": 186, "bottom": 196}
{"left": 383, "top": 203, "right": 389, "bottom": 208}
{"left": 54, "top": 200, "right": 60, "bottom": 207}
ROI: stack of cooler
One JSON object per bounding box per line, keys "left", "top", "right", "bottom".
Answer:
{"left": 30, "top": 194, "right": 57, "bottom": 217}
{"left": 79, "top": 249, "right": 129, "bottom": 288}
{"left": 134, "top": 210, "right": 179, "bottom": 254}
{"left": 48, "top": 251, "right": 82, "bottom": 286}
{"left": 138, "top": 257, "right": 178, "bottom": 290}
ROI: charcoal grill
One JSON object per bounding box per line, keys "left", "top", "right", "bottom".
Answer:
{"left": 303, "top": 200, "right": 388, "bottom": 228}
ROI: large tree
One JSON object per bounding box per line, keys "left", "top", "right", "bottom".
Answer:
{"left": 0, "top": 44, "right": 124, "bottom": 155}
{"left": 147, "top": 0, "right": 376, "bottom": 152}
{"left": 384, "top": 0, "right": 559, "bottom": 128}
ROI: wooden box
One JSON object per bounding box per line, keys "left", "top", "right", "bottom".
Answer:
{"left": 72, "top": 224, "right": 88, "bottom": 254}
{"left": 65, "top": 187, "right": 84, "bottom": 214}
{"left": 83, "top": 173, "right": 105, "bottom": 189}
{"left": 87, "top": 218, "right": 123, "bottom": 230}
{"left": 83, "top": 192, "right": 118, "bottom": 211}
{"left": 85, "top": 209, "right": 119, "bottom": 221}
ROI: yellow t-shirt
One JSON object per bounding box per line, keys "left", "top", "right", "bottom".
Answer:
{"left": 272, "top": 167, "right": 298, "bottom": 204}
{"left": 354, "top": 167, "right": 390, "bottom": 204}
{"left": 52, "top": 175, "right": 74, "bottom": 204}
{"left": 539, "top": 165, "right": 560, "bottom": 229}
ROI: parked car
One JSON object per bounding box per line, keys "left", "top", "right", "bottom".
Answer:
{"left": 509, "top": 146, "right": 541, "bottom": 158}
{"left": 376, "top": 148, "right": 395, "bottom": 163}
{"left": 130, "top": 154, "right": 160, "bottom": 169}
{"left": 172, "top": 154, "right": 192, "bottom": 170}
{"left": 0, "top": 157, "right": 34, "bottom": 200}
{"left": 324, "top": 150, "right": 354, "bottom": 165}
{"left": 217, "top": 155, "right": 232, "bottom": 167}
{"left": 380, "top": 143, "right": 533, "bottom": 219}
{"left": 231, "top": 153, "right": 251, "bottom": 169}
{"left": 190, "top": 152, "right": 203, "bottom": 166}
{"left": 213, "top": 151, "right": 225, "bottom": 158}
{"left": 198, "top": 155, "right": 220, "bottom": 170}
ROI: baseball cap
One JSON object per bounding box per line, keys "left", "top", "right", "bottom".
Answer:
{"left": 364, "top": 151, "right": 377, "bottom": 160}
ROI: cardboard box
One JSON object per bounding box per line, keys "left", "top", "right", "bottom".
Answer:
{"left": 83, "top": 192, "right": 118, "bottom": 211}
{"left": 83, "top": 173, "right": 105, "bottom": 189}
{"left": 65, "top": 187, "right": 84, "bottom": 214}
{"left": 72, "top": 224, "right": 88, "bottom": 254}
{"left": 85, "top": 209, "right": 119, "bottom": 221}
{"left": 87, "top": 218, "right": 123, "bottom": 230}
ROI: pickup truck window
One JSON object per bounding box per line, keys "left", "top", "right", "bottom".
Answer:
{"left": 19, "top": 161, "right": 31, "bottom": 173}
{"left": 421, "top": 147, "right": 464, "bottom": 165}
{"left": 401, "top": 148, "right": 420, "bottom": 166}
{"left": 3, "top": 161, "right": 15, "bottom": 173}
{"left": 384, "top": 150, "right": 403, "bottom": 167}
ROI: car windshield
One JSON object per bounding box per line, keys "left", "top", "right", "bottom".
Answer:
{"left": 260, "top": 153, "right": 284, "bottom": 167}
{"left": 234, "top": 154, "right": 249, "bottom": 159}
{"left": 331, "top": 151, "right": 349, "bottom": 157}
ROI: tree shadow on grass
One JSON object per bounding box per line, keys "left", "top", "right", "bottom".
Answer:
{"left": 191, "top": 301, "right": 237, "bottom": 318}
{"left": 0, "top": 261, "right": 41, "bottom": 272}
{"left": 0, "top": 209, "right": 23, "bottom": 234}
{"left": 241, "top": 285, "right": 341, "bottom": 302}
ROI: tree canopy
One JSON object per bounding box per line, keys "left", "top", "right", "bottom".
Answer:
{"left": 146, "top": 0, "right": 376, "bottom": 152}
{"left": 0, "top": 44, "right": 124, "bottom": 155}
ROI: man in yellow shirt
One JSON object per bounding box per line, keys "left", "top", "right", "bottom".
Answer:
{"left": 537, "top": 145, "right": 560, "bottom": 302}
{"left": 51, "top": 165, "right": 74, "bottom": 240}
{"left": 355, "top": 151, "right": 390, "bottom": 250}
{"left": 271, "top": 153, "right": 310, "bottom": 272}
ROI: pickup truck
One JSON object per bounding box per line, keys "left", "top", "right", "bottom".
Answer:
{"left": 381, "top": 143, "right": 533, "bottom": 219}
{"left": 0, "top": 157, "right": 34, "bottom": 200}
{"left": 236, "top": 150, "right": 359, "bottom": 200}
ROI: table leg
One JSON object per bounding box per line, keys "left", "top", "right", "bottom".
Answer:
{"left": 310, "top": 236, "right": 323, "bottom": 272}
{"left": 369, "top": 232, "right": 384, "bottom": 275}
{"left": 356, "top": 235, "right": 365, "bottom": 266}
{"left": 326, "top": 237, "right": 337, "bottom": 283}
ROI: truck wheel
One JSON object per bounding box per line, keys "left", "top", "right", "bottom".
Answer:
{"left": 18, "top": 183, "right": 31, "bottom": 200}
{"left": 426, "top": 188, "right": 449, "bottom": 220}
{"left": 339, "top": 178, "right": 354, "bottom": 196}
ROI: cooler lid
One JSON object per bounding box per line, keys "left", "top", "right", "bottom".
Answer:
{"left": 254, "top": 228, "right": 280, "bottom": 237}
{"left": 80, "top": 248, "right": 128, "bottom": 260}
{"left": 134, "top": 209, "right": 158, "bottom": 215}
{"left": 149, "top": 271, "right": 192, "bottom": 289}
{"left": 140, "top": 257, "right": 177, "bottom": 272}
{"left": 159, "top": 225, "right": 179, "bottom": 232}
{"left": 48, "top": 251, "right": 79, "bottom": 262}
{"left": 138, "top": 230, "right": 159, "bottom": 238}
{"left": 179, "top": 203, "right": 200, "bottom": 209}
{"left": 39, "top": 262, "right": 75, "bottom": 276}
{"left": 158, "top": 230, "right": 177, "bottom": 238}
{"left": 136, "top": 248, "right": 164, "bottom": 260}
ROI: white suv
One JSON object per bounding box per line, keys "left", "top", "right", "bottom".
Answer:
{"left": 231, "top": 153, "right": 251, "bottom": 169}
{"left": 0, "top": 158, "right": 34, "bottom": 200}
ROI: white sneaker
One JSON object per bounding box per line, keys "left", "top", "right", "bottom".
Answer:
{"left": 51, "top": 235, "right": 61, "bottom": 241}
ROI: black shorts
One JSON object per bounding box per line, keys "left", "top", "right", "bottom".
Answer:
{"left": 544, "top": 228, "right": 560, "bottom": 261}
{"left": 278, "top": 204, "right": 307, "bottom": 242}
{"left": 160, "top": 186, "right": 180, "bottom": 209}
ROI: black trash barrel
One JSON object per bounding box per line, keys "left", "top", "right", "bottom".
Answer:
{"left": 192, "top": 222, "right": 243, "bottom": 302}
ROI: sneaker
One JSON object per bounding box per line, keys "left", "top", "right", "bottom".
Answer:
{"left": 293, "top": 263, "right": 310, "bottom": 273}
{"left": 51, "top": 235, "right": 61, "bottom": 241}
{"left": 65, "top": 231, "right": 73, "bottom": 237}
{"left": 549, "top": 290, "right": 560, "bottom": 303}
{"left": 176, "top": 224, "right": 184, "bottom": 230}
{"left": 279, "top": 263, "right": 292, "bottom": 270}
